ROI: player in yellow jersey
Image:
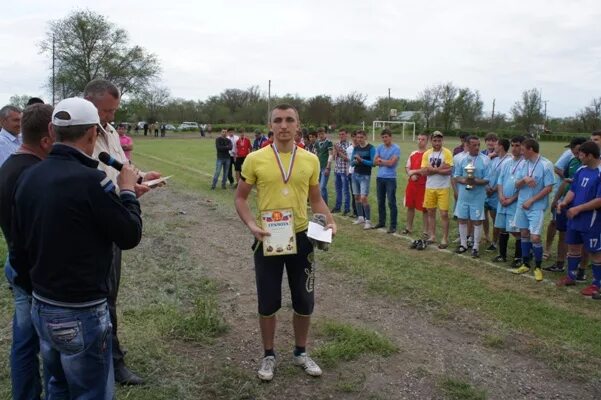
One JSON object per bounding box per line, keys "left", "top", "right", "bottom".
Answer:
{"left": 235, "top": 104, "right": 336, "bottom": 382}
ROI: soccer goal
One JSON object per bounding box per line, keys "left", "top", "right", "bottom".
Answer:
{"left": 371, "top": 121, "right": 416, "bottom": 142}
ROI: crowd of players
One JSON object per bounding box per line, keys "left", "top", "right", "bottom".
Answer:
{"left": 280, "top": 127, "right": 601, "bottom": 299}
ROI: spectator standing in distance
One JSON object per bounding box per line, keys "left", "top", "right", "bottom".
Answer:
{"left": 403, "top": 133, "right": 429, "bottom": 235}
{"left": 453, "top": 136, "right": 490, "bottom": 258}
{"left": 294, "top": 130, "right": 305, "bottom": 148}
{"left": 14, "top": 97, "right": 143, "bottom": 399}
{"left": 235, "top": 104, "right": 336, "bottom": 381}
{"left": 261, "top": 131, "right": 274, "bottom": 148}
{"left": 154, "top": 122, "right": 159, "bottom": 137}
{"left": 227, "top": 128, "right": 239, "bottom": 187}
{"left": 0, "top": 103, "right": 54, "bottom": 400}
{"left": 253, "top": 129, "right": 267, "bottom": 151}
{"left": 347, "top": 131, "right": 358, "bottom": 217}
{"left": 453, "top": 133, "right": 468, "bottom": 156}
{"left": 118, "top": 123, "right": 134, "bottom": 161}
{"left": 315, "top": 127, "right": 333, "bottom": 204}
{"left": 493, "top": 136, "right": 525, "bottom": 266}
{"left": 212, "top": 129, "right": 233, "bottom": 189}
{"left": 87, "top": 79, "right": 161, "bottom": 385}
{"left": 373, "top": 129, "right": 400, "bottom": 233}
{"left": 512, "top": 139, "right": 555, "bottom": 282}
{"left": 234, "top": 129, "right": 252, "bottom": 186}
{"left": 143, "top": 122, "right": 148, "bottom": 136}
{"left": 556, "top": 141, "right": 601, "bottom": 298}
{"left": 0, "top": 105, "right": 23, "bottom": 166}
{"left": 420, "top": 131, "right": 454, "bottom": 248}
{"left": 305, "top": 131, "right": 317, "bottom": 155}
{"left": 351, "top": 130, "right": 376, "bottom": 229}
{"left": 331, "top": 129, "right": 351, "bottom": 215}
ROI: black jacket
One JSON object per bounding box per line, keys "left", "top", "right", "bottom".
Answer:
{"left": 12, "top": 144, "right": 142, "bottom": 303}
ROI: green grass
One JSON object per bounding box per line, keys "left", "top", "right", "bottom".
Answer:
{"left": 438, "top": 377, "right": 487, "bottom": 400}
{"left": 313, "top": 320, "right": 397, "bottom": 367}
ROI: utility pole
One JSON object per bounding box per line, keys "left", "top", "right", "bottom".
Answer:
{"left": 491, "top": 98, "right": 496, "bottom": 122}
{"left": 52, "top": 34, "right": 55, "bottom": 105}
{"left": 388, "top": 88, "right": 391, "bottom": 121}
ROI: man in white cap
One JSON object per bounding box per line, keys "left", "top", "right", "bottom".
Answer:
{"left": 12, "top": 97, "right": 143, "bottom": 399}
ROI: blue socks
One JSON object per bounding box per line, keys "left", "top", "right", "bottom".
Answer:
{"left": 532, "top": 242, "right": 543, "bottom": 268}
{"left": 592, "top": 263, "right": 601, "bottom": 288}
{"left": 364, "top": 204, "right": 371, "bottom": 220}
{"left": 567, "top": 255, "right": 581, "bottom": 281}
{"left": 356, "top": 203, "right": 364, "bottom": 219}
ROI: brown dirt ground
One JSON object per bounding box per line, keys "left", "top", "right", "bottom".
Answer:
{"left": 139, "top": 187, "right": 601, "bottom": 400}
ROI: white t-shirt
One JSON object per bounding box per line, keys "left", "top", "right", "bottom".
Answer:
{"left": 346, "top": 144, "right": 354, "bottom": 174}
{"left": 228, "top": 134, "right": 239, "bottom": 157}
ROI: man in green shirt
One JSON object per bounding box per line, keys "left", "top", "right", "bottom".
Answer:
{"left": 315, "top": 127, "right": 333, "bottom": 205}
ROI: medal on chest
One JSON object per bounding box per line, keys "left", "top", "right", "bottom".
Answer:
{"left": 272, "top": 144, "right": 297, "bottom": 197}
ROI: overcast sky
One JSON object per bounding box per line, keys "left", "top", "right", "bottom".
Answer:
{"left": 2, "top": 0, "right": 600, "bottom": 118}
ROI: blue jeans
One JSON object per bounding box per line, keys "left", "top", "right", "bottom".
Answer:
{"left": 212, "top": 157, "right": 231, "bottom": 188}
{"left": 5, "top": 257, "right": 48, "bottom": 400}
{"left": 376, "top": 177, "right": 398, "bottom": 229}
{"left": 319, "top": 168, "right": 330, "bottom": 205}
{"left": 334, "top": 172, "right": 350, "bottom": 212}
{"left": 31, "top": 299, "right": 114, "bottom": 400}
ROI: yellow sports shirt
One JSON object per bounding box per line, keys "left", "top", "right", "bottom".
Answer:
{"left": 242, "top": 145, "right": 320, "bottom": 232}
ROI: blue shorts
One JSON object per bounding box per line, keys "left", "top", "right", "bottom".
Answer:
{"left": 494, "top": 212, "right": 519, "bottom": 233}
{"left": 454, "top": 202, "right": 485, "bottom": 221}
{"left": 352, "top": 174, "right": 371, "bottom": 196}
{"left": 552, "top": 208, "right": 568, "bottom": 232}
{"left": 513, "top": 208, "right": 545, "bottom": 235}
{"left": 565, "top": 229, "right": 601, "bottom": 254}
{"left": 485, "top": 196, "right": 498, "bottom": 211}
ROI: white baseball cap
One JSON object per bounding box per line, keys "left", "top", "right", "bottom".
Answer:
{"left": 52, "top": 97, "right": 100, "bottom": 127}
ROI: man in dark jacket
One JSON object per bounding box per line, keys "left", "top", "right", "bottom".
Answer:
{"left": 211, "top": 129, "right": 233, "bottom": 189}
{"left": 12, "top": 97, "right": 143, "bottom": 399}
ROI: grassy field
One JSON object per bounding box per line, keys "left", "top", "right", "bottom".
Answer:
{"left": 1, "top": 134, "right": 599, "bottom": 399}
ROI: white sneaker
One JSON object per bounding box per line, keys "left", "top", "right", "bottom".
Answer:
{"left": 257, "top": 356, "right": 276, "bottom": 381}
{"left": 292, "top": 353, "right": 322, "bottom": 376}
{"left": 363, "top": 220, "right": 372, "bottom": 230}
{"left": 352, "top": 216, "right": 365, "bottom": 225}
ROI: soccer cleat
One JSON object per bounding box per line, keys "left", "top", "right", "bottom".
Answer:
{"left": 512, "top": 258, "right": 523, "bottom": 269}
{"left": 257, "top": 356, "right": 276, "bottom": 381}
{"left": 471, "top": 249, "right": 479, "bottom": 258}
{"left": 534, "top": 268, "right": 543, "bottom": 282}
{"left": 352, "top": 216, "right": 365, "bottom": 225}
{"left": 486, "top": 243, "right": 497, "bottom": 252}
{"left": 592, "top": 291, "right": 601, "bottom": 300}
{"left": 581, "top": 284, "right": 600, "bottom": 297}
{"left": 410, "top": 239, "right": 421, "bottom": 249}
{"left": 416, "top": 240, "right": 428, "bottom": 250}
{"left": 512, "top": 264, "right": 530, "bottom": 274}
{"left": 492, "top": 255, "right": 506, "bottom": 263}
{"left": 575, "top": 268, "right": 587, "bottom": 282}
{"left": 556, "top": 276, "right": 575, "bottom": 287}
{"left": 372, "top": 223, "right": 385, "bottom": 229}
{"left": 543, "top": 263, "right": 565, "bottom": 272}
{"left": 363, "top": 220, "right": 373, "bottom": 230}
{"left": 292, "top": 353, "right": 322, "bottom": 377}
{"left": 455, "top": 245, "right": 468, "bottom": 254}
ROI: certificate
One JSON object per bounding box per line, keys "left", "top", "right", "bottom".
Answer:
{"left": 260, "top": 209, "right": 297, "bottom": 256}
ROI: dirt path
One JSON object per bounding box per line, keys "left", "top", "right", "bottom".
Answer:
{"left": 141, "top": 187, "right": 600, "bottom": 399}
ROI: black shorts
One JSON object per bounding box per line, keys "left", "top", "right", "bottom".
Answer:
{"left": 253, "top": 232, "right": 315, "bottom": 316}
{"left": 234, "top": 157, "right": 246, "bottom": 172}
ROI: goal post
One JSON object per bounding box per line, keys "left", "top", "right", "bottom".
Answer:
{"left": 371, "top": 120, "right": 416, "bottom": 142}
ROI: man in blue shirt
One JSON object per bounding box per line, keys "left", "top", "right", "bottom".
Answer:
{"left": 493, "top": 136, "right": 525, "bottom": 266}
{"left": 454, "top": 136, "right": 489, "bottom": 258}
{"left": 556, "top": 141, "right": 601, "bottom": 297}
{"left": 374, "top": 129, "right": 401, "bottom": 233}
{"left": 484, "top": 138, "right": 511, "bottom": 252}
{"left": 0, "top": 105, "right": 23, "bottom": 166}
{"left": 512, "top": 139, "right": 555, "bottom": 281}
{"left": 351, "top": 130, "right": 376, "bottom": 229}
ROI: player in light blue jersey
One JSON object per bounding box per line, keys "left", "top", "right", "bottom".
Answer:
{"left": 454, "top": 136, "right": 490, "bottom": 258}
{"left": 484, "top": 138, "right": 510, "bottom": 253}
{"left": 512, "top": 139, "right": 555, "bottom": 281}
{"left": 493, "top": 136, "right": 525, "bottom": 266}
{"left": 556, "top": 141, "right": 601, "bottom": 298}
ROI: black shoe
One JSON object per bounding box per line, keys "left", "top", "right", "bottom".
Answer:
{"left": 342, "top": 211, "right": 349, "bottom": 216}
{"left": 492, "top": 255, "right": 506, "bottom": 263}
{"left": 455, "top": 245, "right": 468, "bottom": 254}
{"left": 410, "top": 239, "right": 421, "bottom": 249}
{"left": 543, "top": 263, "right": 565, "bottom": 272}
{"left": 372, "top": 224, "right": 385, "bottom": 229}
{"left": 387, "top": 228, "right": 396, "bottom": 234}
{"left": 486, "top": 243, "right": 497, "bottom": 252}
{"left": 210, "top": 186, "right": 215, "bottom": 190}
{"left": 331, "top": 208, "right": 341, "bottom": 213}
{"left": 576, "top": 268, "right": 587, "bottom": 282}
{"left": 115, "top": 365, "right": 145, "bottom": 386}
{"left": 471, "top": 249, "right": 479, "bottom": 258}
{"left": 512, "top": 258, "right": 522, "bottom": 268}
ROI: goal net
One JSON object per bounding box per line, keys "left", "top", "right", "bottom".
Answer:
{"left": 371, "top": 121, "right": 416, "bottom": 142}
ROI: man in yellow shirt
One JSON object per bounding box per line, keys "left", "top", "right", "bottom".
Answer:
{"left": 235, "top": 104, "right": 336, "bottom": 382}
{"left": 420, "top": 131, "right": 454, "bottom": 248}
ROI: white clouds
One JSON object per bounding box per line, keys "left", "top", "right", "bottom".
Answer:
{"left": 1, "top": 0, "right": 600, "bottom": 117}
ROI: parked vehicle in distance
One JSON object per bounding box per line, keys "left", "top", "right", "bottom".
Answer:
{"left": 178, "top": 121, "right": 199, "bottom": 131}
{"left": 164, "top": 124, "right": 176, "bottom": 131}
{"left": 137, "top": 121, "right": 147, "bottom": 129}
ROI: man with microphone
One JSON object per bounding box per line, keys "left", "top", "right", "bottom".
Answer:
{"left": 85, "top": 79, "right": 161, "bottom": 385}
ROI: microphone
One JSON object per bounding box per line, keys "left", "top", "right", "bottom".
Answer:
{"left": 98, "top": 152, "right": 143, "bottom": 183}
